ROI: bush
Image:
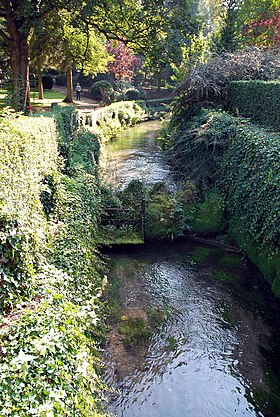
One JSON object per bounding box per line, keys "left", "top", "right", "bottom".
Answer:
{"left": 42, "top": 74, "right": 54, "bottom": 90}
{"left": 228, "top": 80, "right": 280, "bottom": 127}
{"left": 164, "top": 107, "right": 280, "bottom": 294}
{"left": 125, "top": 88, "right": 140, "bottom": 100}
{"left": 83, "top": 101, "right": 146, "bottom": 142}
{"left": 90, "top": 80, "right": 114, "bottom": 102}
{"left": 190, "top": 190, "right": 226, "bottom": 234}
{"left": 0, "top": 112, "right": 59, "bottom": 311}
{"left": 162, "top": 109, "right": 238, "bottom": 191}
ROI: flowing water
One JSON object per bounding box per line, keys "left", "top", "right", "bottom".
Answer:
{"left": 102, "top": 122, "right": 280, "bottom": 417}
{"left": 100, "top": 120, "right": 175, "bottom": 190}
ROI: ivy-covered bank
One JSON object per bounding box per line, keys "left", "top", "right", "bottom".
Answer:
{"left": 0, "top": 108, "right": 108, "bottom": 416}
{"left": 83, "top": 100, "right": 146, "bottom": 142}
{"left": 160, "top": 109, "right": 280, "bottom": 297}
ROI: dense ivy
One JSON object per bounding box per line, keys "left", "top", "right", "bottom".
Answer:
{"left": 163, "top": 108, "right": 280, "bottom": 294}
{"left": 0, "top": 112, "right": 59, "bottom": 311}
{"left": 0, "top": 108, "right": 108, "bottom": 415}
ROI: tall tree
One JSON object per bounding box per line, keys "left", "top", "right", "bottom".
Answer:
{"left": 0, "top": 0, "right": 166, "bottom": 110}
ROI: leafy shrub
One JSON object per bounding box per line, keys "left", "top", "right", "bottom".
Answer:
{"left": 90, "top": 80, "right": 114, "bottom": 103}
{"left": 228, "top": 80, "right": 280, "bottom": 127}
{"left": 190, "top": 190, "right": 226, "bottom": 234}
{"left": 0, "top": 112, "right": 59, "bottom": 311}
{"left": 42, "top": 74, "right": 54, "bottom": 90}
{"left": 164, "top": 107, "right": 280, "bottom": 294}
{"left": 84, "top": 101, "right": 146, "bottom": 142}
{"left": 163, "top": 109, "right": 238, "bottom": 190}
{"left": 118, "top": 318, "right": 151, "bottom": 348}
{"left": 125, "top": 88, "right": 140, "bottom": 100}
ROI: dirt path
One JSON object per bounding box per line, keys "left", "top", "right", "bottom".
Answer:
{"left": 53, "top": 85, "right": 99, "bottom": 109}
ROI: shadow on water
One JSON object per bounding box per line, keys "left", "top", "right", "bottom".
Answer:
{"left": 101, "top": 122, "right": 280, "bottom": 417}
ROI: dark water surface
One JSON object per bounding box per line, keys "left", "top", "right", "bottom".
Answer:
{"left": 102, "top": 122, "right": 280, "bottom": 417}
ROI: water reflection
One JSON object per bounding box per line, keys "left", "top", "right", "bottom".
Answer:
{"left": 100, "top": 121, "right": 175, "bottom": 190}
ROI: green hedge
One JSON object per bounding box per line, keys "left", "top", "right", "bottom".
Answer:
{"left": 163, "top": 108, "right": 280, "bottom": 295}
{"left": 84, "top": 101, "right": 146, "bottom": 142}
{"left": 228, "top": 80, "right": 280, "bottom": 127}
{"left": 0, "top": 113, "right": 59, "bottom": 310}
{"left": 222, "top": 119, "right": 280, "bottom": 294}
{"left": 0, "top": 108, "right": 108, "bottom": 415}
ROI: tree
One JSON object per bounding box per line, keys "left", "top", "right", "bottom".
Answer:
{"left": 106, "top": 41, "right": 140, "bottom": 81}
{"left": 241, "top": 4, "right": 280, "bottom": 47}
{"left": 0, "top": 0, "right": 166, "bottom": 110}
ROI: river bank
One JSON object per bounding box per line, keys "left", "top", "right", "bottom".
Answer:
{"left": 100, "top": 120, "right": 280, "bottom": 417}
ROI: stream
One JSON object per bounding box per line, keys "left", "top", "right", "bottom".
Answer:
{"left": 101, "top": 121, "right": 280, "bottom": 417}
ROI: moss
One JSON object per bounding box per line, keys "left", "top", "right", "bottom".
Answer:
{"left": 166, "top": 335, "right": 177, "bottom": 349}
{"left": 192, "top": 247, "right": 214, "bottom": 264}
{"left": 232, "top": 220, "right": 280, "bottom": 290}
{"left": 145, "top": 192, "right": 179, "bottom": 240}
{"left": 118, "top": 318, "right": 152, "bottom": 348}
{"left": 148, "top": 307, "right": 166, "bottom": 329}
{"left": 216, "top": 300, "right": 236, "bottom": 326}
{"left": 191, "top": 190, "right": 226, "bottom": 235}
{"left": 272, "top": 268, "right": 280, "bottom": 298}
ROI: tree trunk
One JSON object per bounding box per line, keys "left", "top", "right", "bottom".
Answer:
{"left": 38, "top": 68, "right": 44, "bottom": 100}
{"left": 63, "top": 64, "right": 73, "bottom": 103}
{"left": 5, "top": 0, "right": 30, "bottom": 111}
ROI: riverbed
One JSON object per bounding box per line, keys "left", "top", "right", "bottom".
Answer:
{"left": 101, "top": 122, "right": 280, "bottom": 417}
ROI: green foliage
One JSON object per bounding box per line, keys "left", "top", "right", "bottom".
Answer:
{"left": 228, "top": 80, "right": 280, "bottom": 127}
{"left": 162, "top": 109, "right": 238, "bottom": 190}
{"left": 99, "top": 180, "right": 144, "bottom": 245}
{"left": 218, "top": 254, "right": 242, "bottom": 268}
{"left": 145, "top": 192, "right": 179, "bottom": 240}
{"left": 118, "top": 318, "right": 152, "bottom": 348}
{"left": 0, "top": 282, "right": 107, "bottom": 417}
{"left": 85, "top": 101, "right": 146, "bottom": 143}
{"left": 90, "top": 81, "right": 114, "bottom": 103}
{"left": 212, "top": 270, "right": 238, "bottom": 283}
{"left": 223, "top": 120, "right": 280, "bottom": 254}
{"left": 165, "top": 107, "right": 280, "bottom": 294}
{"left": 125, "top": 89, "right": 140, "bottom": 100}
{"left": 192, "top": 247, "right": 214, "bottom": 264}
{"left": 190, "top": 190, "right": 226, "bottom": 235}
{"left": 0, "top": 112, "right": 59, "bottom": 311}
{"left": 0, "top": 107, "right": 108, "bottom": 415}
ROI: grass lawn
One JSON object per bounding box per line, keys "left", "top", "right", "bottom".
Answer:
{"left": 0, "top": 88, "right": 66, "bottom": 110}
{"left": 0, "top": 88, "right": 98, "bottom": 111}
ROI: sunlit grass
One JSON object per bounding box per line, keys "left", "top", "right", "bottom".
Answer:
{"left": 0, "top": 88, "right": 98, "bottom": 110}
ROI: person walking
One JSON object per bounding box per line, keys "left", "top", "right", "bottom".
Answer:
{"left": 76, "top": 83, "right": 81, "bottom": 100}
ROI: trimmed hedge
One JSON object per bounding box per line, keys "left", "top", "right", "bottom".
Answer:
{"left": 0, "top": 113, "right": 59, "bottom": 310}
{"left": 228, "top": 80, "right": 280, "bottom": 127}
